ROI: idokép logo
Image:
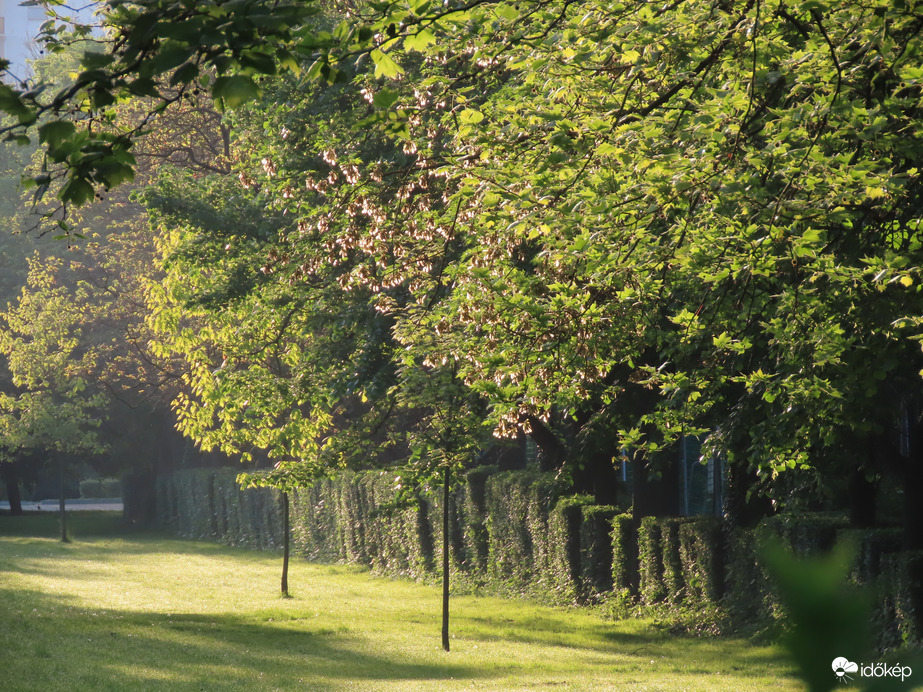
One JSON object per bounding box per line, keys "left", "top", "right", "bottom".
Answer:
{"left": 832, "top": 658, "right": 859, "bottom": 682}
{"left": 832, "top": 657, "right": 912, "bottom": 684}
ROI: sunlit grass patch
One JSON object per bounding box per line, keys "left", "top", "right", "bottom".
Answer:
{"left": 0, "top": 513, "right": 802, "bottom": 691}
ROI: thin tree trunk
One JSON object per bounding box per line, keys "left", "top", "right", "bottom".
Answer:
{"left": 442, "top": 466, "right": 450, "bottom": 652}
{"left": 281, "top": 491, "right": 290, "bottom": 596}
{"left": 59, "top": 456, "right": 69, "bottom": 543}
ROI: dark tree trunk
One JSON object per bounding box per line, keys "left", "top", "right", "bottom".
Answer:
{"left": 3, "top": 463, "right": 23, "bottom": 515}
{"left": 441, "top": 466, "right": 450, "bottom": 652}
{"left": 847, "top": 461, "right": 877, "bottom": 529}
{"left": 632, "top": 449, "right": 680, "bottom": 521}
{"left": 526, "top": 416, "right": 566, "bottom": 472}
{"left": 904, "top": 416, "right": 923, "bottom": 550}
{"left": 573, "top": 451, "right": 620, "bottom": 505}
{"left": 123, "top": 471, "right": 158, "bottom": 525}
{"left": 281, "top": 492, "right": 290, "bottom": 597}
{"left": 723, "top": 460, "right": 772, "bottom": 529}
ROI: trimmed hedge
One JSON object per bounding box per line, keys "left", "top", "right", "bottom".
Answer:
{"left": 462, "top": 466, "right": 497, "bottom": 572}
{"left": 547, "top": 495, "right": 593, "bottom": 603}
{"left": 841, "top": 528, "right": 903, "bottom": 586}
{"left": 152, "top": 468, "right": 923, "bottom": 647}
{"left": 661, "top": 518, "right": 686, "bottom": 602}
{"left": 679, "top": 516, "right": 724, "bottom": 604}
{"left": 579, "top": 504, "right": 617, "bottom": 601}
{"left": 79, "top": 478, "right": 121, "bottom": 499}
{"left": 759, "top": 512, "right": 848, "bottom": 556}
{"left": 156, "top": 468, "right": 282, "bottom": 549}
{"left": 879, "top": 551, "right": 923, "bottom": 651}
{"left": 611, "top": 513, "right": 637, "bottom": 597}
{"left": 639, "top": 517, "right": 666, "bottom": 604}
{"left": 484, "top": 471, "right": 562, "bottom": 596}
{"left": 291, "top": 478, "right": 344, "bottom": 562}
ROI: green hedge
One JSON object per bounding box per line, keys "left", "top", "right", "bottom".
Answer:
{"left": 580, "top": 504, "right": 617, "bottom": 601}
{"left": 425, "top": 472, "right": 471, "bottom": 578}
{"left": 484, "top": 471, "right": 563, "bottom": 596}
{"left": 157, "top": 468, "right": 282, "bottom": 549}
{"left": 547, "top": 495, "right": 592, "bottom": 603}
{"left": 637, "top": 516, "right": 725, "bottom": 607}
{"left": 79, "top": 478, "right": 121, "bottom": 499}
{"left": 638, "top": 517, "right": 666, "bottom": 604}
{"left": 840, "top": 528, "right": 903, "bottom": 586}
{"left": 759, "top": 512, "right": 848, "bottom": 556}
{"left": 661, "top": 518, "right": 686, "bottom": 602}
{"left": 678, "top": 516, "right": 724, "bottom": 605}
{"left": 151, "top": 469, "right": 923, "bottom": 648}
{"left": 611, "top": 513, "right": 638, "bottom": 597}
{"left": 462, "top": 466, "right": 497, "bottom": 572}
{"left": 878, "top": 551, "right": 923, "bottom": 651}
{"left": 290, "top": 479, "right": 341, "bottom": 562}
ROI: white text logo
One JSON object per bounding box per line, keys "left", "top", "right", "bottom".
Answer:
{"left": 832, "top": 657, "right": 912, "bottom": 683}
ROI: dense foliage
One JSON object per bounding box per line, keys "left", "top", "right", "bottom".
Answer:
{"left": 2, "top": 0, "right": 923, "bottom": 544}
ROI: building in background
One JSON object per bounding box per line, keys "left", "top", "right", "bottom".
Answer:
{"left": 0, "top": 0, "right": 99, "bottom": 82}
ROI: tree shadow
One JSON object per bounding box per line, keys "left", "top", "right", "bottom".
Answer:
{"left": 0, "top": 586, "right": 487, "bottom": 690}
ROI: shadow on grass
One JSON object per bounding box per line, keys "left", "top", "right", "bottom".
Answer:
{"left": 0, "top": 513, "right": 257, "bottom": 579}
{"left": 0, "top": 585, "right": 485, "bottom": 691}
{"left": 458, "top": 610, "right": 793, "bottom": 673}
{"left": 1, "top": 512, "right": 799, "bottom": 691}
{"left": 0, "top": 510, "right": 130, "bottom": 537}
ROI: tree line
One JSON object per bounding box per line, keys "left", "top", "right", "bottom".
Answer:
{"left": 0, "top": 0, "right": 922, "bottom": 550}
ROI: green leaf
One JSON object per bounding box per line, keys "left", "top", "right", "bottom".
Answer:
{"left": 80, "top": 51, "right": 114, "bottom": 70}
{"left": 459, "top": 108, "right": 485, "bottom": 125}
{"left": 38, "top": 120, "right": 76, "bottom": 149}
{"left": 0, "top": 84, "right": 33, "bottom": 121}
{"left": 127, "top": 78, "right": 161, "bottom": 98}
{"left": 239, "top": 48, "right": 277, "bottom": 76}
{"left": 60, "top": 176, "right": 95, "bottom": 206}
{"left": 149, "top": 41, "right": 195, "bottom": 75}
{"left": 211, "top": 75, "right": 261, "bottom": 109}
{"left": 372, "top": 88, "right": 400, "bottom": 109}
{"left": 370, "top": 49, "right": 403, "bottom": 78}
{"left": 405, "top": 29, "right": 436, "bottom": 52}
{"left": 170, "top": 62, "right": 199, "bottom": 87}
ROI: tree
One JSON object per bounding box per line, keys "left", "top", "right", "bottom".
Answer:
{"left": 197, "top": 0, "right": 923, "bottom": 535}
{"left": 0, "top": 258, "right": 107, "bottom": 539}
{"left": 0, "top": 37, "right": 246, "bottom": 516}
{"left": 4, "top": 0, "right": 923, "bottom": 537}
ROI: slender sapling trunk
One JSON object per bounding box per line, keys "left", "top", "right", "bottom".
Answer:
{"left": 281, "top": 491, "right": 290, "bottom": 596}
{"left": 442, "top": 465, "right": 450, "bottom": 652}
{"left": 59, "top": 455, "right": 69, "bottom": 543}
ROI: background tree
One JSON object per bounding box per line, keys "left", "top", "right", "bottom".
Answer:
{"left": 0, "top": 258, "right": 107, "bottom": 538}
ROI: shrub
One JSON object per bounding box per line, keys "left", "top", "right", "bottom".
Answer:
{"left": 425, "top": 471, "right": 470, "bottom": 577}
{"left": 660, "top": 518, "right": 687, "bottom": 603}
{"left": 462, "top": 466, "right": 496, "bottom": 573}
{"left": 579, "top": 504, "right": 617, "bottom": 602}
{"left": 547, "top": 495, "right": 593, "bottom": 603}
{"left": 760, "top": 512, "right": 848, "bottom": 556}
{"left": 878, "top": 551, "right": 923, "bottom": 651}
{"left": 78, "top": 479, "right": 101, "bottom": 498}
{"left": 485, "top": 470, "right": 563, "bottom": 596}
{"left": 101, "top": 478, "right": 121, "bottom": 498}
{"left": 839, "top": 528, "right": 902, "bottom": 586}
{"left": 611, "top": 513, "right": 638, "bottom": 597}
{"left": 638, "top": 517, "right": 666, "bottom": 604}
{"left": 289, "top": 477, "right": 342, "bottom": 563}
{"left": 678, "top": 516, "right": 724, "bottom": 604}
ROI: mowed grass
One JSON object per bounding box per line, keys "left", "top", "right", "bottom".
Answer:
{"left": 0, "top": 513, "right": 800, "bottom": 691}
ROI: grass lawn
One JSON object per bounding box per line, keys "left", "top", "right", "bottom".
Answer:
{"left": 0, "top": 512, "right": 801, "bottom": 691}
